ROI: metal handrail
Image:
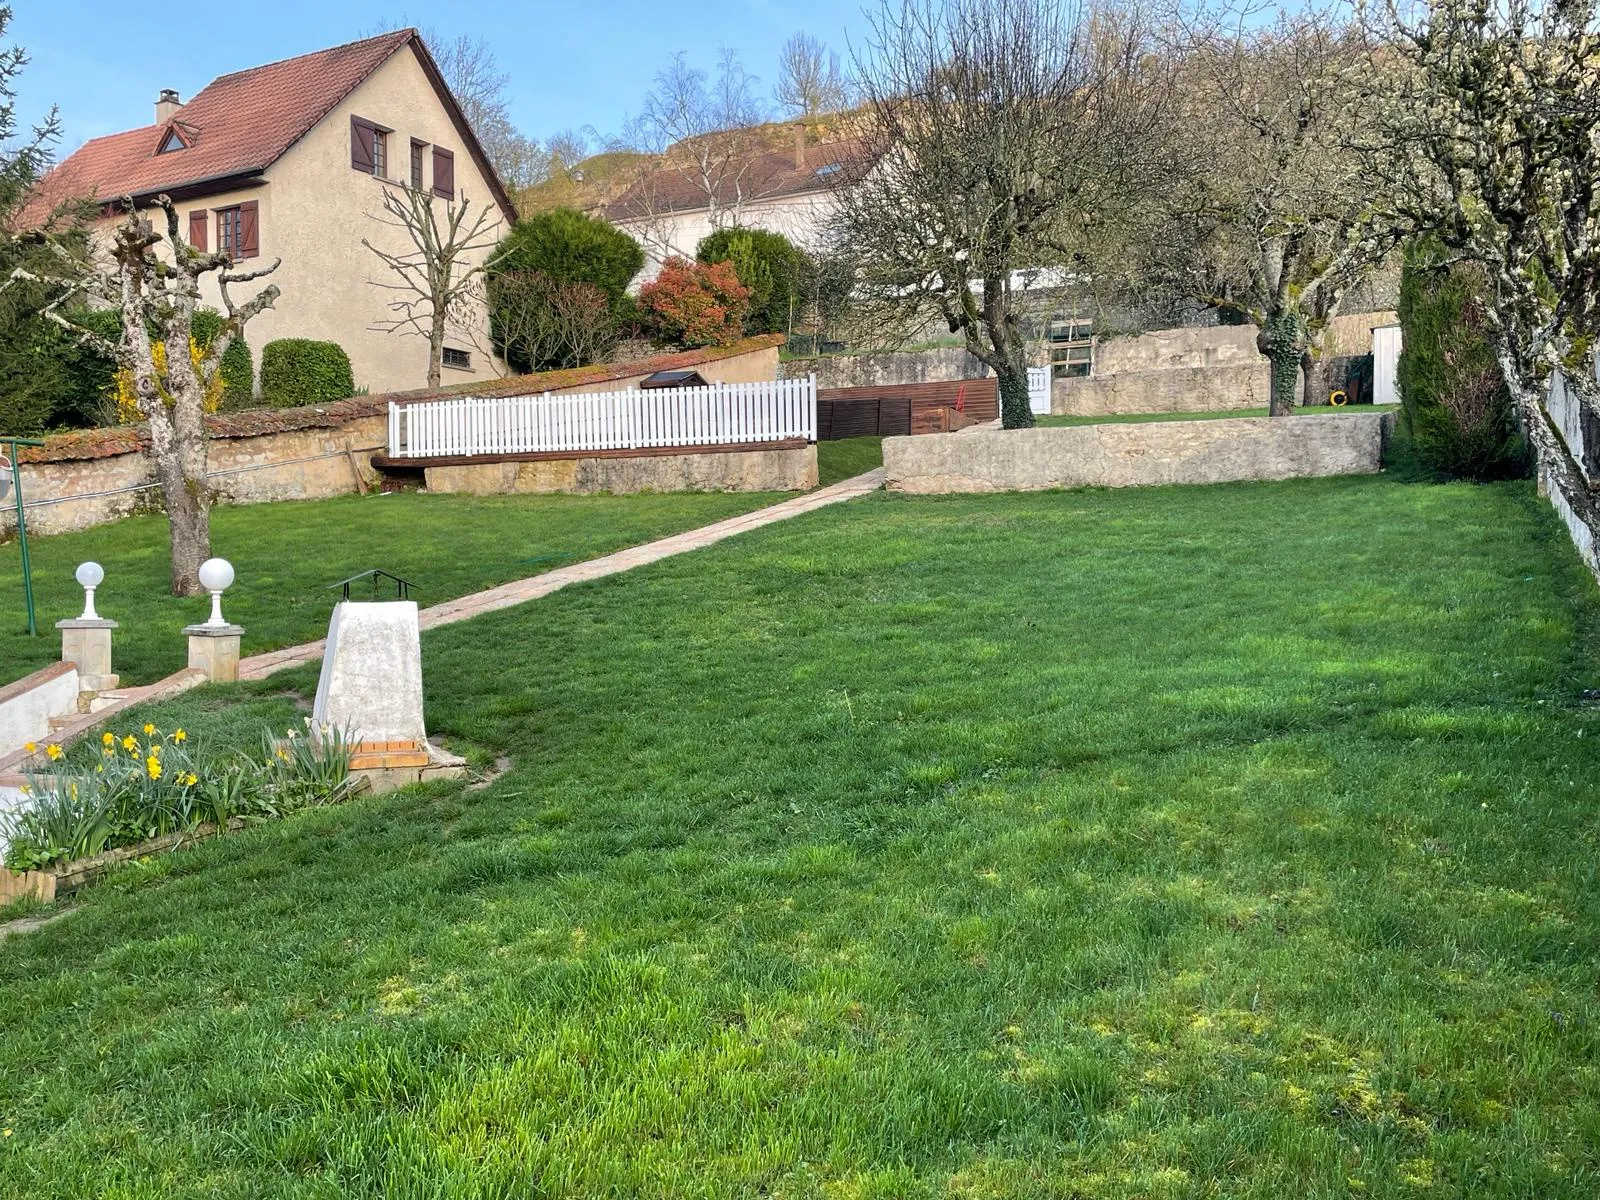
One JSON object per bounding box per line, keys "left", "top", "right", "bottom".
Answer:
{"left": 327, "top": 568, "right": 417, "bottom": 601}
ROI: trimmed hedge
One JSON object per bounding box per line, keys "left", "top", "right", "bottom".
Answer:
{"left": 1396, "top": 246, "right": 1526, "bottom": 481}
{"left": 259, "top": 339, "right": 355, "bottom": 408}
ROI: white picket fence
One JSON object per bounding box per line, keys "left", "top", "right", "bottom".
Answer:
{"left": 388, "top": 376, "right": 817, "bottom": 459}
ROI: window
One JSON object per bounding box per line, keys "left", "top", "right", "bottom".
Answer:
{"left": 431, "top": 147, "right": 455, "bottom": 199}
{"left": 213, "top": 201, "right": 258, "bottom": 260}
{"left": 442, "top": 347, "right": 471, "bottom": 370}
{"left": 1047, "top": 317, "right": 1093, "bottom": 380}
{"left": 350, "top": 116, "right": 392, "bottom": 176}
{"left": 158, "top": 128, "right": 187, "bottom": 154}
{"left": 410, "top": 139, "right": 427, "bottom": 191}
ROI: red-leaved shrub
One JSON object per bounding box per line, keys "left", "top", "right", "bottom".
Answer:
{"left": 636, "top": 257, "right": 751, "bottom": 348}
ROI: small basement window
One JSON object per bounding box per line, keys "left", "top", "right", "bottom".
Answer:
{"left": 442, "top": 347, "right": 471, "bottom": 370}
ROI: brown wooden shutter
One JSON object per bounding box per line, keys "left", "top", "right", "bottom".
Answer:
{"left": 431, "top": 147, "right": 454, "bottom": 199}
{"left": 188, "top": 210, "right": 207, "bottom": 250}
{"left": 351, "top": 117, "right": 375, "bottom": 172}
{"left": 238, "top": 201, "right": 259, "bottom": 258}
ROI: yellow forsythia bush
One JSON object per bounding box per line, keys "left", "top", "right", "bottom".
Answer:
{"left": 111, "top": 338, "right": 224, "bottom": 424}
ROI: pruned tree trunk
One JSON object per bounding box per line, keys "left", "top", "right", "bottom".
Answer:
{"left": 6, "top": 195, "right": 279, "bottom": 595}
{"left": 1259, "top": 312, "right": 1304, "bottom": 416}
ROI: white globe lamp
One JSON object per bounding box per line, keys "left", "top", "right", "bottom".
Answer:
{"left": 74, "top": 561, "right": 104, "bottom": 620}
{"left": 197, "top": 557, "right": 235, "bottom": 627}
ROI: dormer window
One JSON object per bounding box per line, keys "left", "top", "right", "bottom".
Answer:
{"left": 157, "top": 127, "right": 189, "bottom": 154}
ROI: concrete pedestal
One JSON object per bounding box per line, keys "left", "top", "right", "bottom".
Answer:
{"left": 56, "top": 618, "right": 118, "bottom": 693}
{"left": 183, "top": 623, "right": 243, "bottom": 682}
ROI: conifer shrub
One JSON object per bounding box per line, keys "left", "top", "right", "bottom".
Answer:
{"left": 1397, "top": 249, "right": 1527, "bottom": 481}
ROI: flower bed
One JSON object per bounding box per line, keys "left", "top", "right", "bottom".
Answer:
{"left": 1, "top": 721, "right": 355, "bottom": 873}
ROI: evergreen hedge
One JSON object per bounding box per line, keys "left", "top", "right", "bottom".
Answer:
{"left": 259, "top": 339, "right": 355, "bottom": 408}
{"left": 696, "top": 227, "right": 811, "bottom": 336}
{"left": 1396, "top": 246, "right": 1527, "bottom": 481}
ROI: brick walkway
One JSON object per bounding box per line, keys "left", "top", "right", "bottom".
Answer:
{"left": 237, "top": 468, "right": 885, "bottom": 682}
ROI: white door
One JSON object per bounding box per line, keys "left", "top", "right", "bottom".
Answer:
{"left": 1027, "top": 366, "right": 1052, "bottom": 416}
{"left": 1372, "top": 324, "right": 1403, "bottom": 405}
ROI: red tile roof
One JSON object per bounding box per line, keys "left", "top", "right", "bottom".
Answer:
{"left": 602, "top": 139, "right": 871, "bottom": 222}
{"left": 25, "top": 30, "right": 515, "bottom": 224}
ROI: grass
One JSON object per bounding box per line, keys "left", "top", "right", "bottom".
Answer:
{"left": 0, "top": 489, "right": 790, "bottom": 686}
{"left": 4, "top": 473, "right": 1600, "bottom": 1195}
{"left": 816, "top": 436, "right": 884, "bottom": 486}
{"left": 1038, "top": 403, "right": 1383, "bottom": 427}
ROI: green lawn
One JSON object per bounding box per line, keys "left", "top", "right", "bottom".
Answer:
{"left": 816, "top": 435, "right": 885, "bottom": 486}
{"left": 1038, "top": 404, "right": 1384, "bottom": 427}
{"left": 0, "top": 490, "right": 790, "bottom": 686}
{"left": 4, "top": 474, "right": 1600, "bottom": 1196}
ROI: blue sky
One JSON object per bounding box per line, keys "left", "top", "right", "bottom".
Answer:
{"left": 13, "top": 1, "right": 869, "bottom": 155}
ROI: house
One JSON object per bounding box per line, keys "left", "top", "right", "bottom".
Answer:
{"left": 602, "top": 127, "right": 863, "bottom": 285}
{"left": 28, "top": 30, "right": 516, "bottom": 395}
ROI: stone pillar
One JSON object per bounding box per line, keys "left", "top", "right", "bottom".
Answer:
{"left": 56, "top": 617, "right": 119, "bottom": 692}
{"left": 183, "top": 623, "right": 243, "bottom": 683}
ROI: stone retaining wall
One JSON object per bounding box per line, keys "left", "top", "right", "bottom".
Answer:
{"left": 781, "top": 347, "right": 985, "bottom": 389}
{"left": 883, "top": 412, "right": 1393, "bottom": 494}
{"left": 425, "top": 444, "right": 817, "bottom": 496}
{"left": 1, "top": 337, "right": 784, "bottom": 538}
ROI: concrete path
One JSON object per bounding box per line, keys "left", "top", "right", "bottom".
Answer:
{"left": 237, "top": 468, "right": 885, "bottom": 682}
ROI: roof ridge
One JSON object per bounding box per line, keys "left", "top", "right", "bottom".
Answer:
{"left": 208, "top": 27, "right": 414, "bottom": 85}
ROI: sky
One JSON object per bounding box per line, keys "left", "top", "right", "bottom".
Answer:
{"left": 13, "top": 0, "right": 870, "bottom": 156}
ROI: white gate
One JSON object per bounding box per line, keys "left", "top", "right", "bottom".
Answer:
{"left": 1027, "top": 366, "right": 1052, "bottom": 416}
{"left": 1372, "top": 324, "right": 1403, "bottom": 406}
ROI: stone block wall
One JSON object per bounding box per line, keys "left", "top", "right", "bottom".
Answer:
{"left": 781, "top": 347, "right": 986, "bottom": 389}
{"left": 883, "top": 412, "right": 1394, "bottom": 494}
{"left": 0, "top": 337, "right": 785, "bottom": 539}
{"left": 425, "top": 445, "right": 817, "bottom": 496}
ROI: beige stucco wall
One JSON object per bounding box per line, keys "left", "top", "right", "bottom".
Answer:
{"left": 104, "top": 43, "right": 509, "bottom": 397}
{"left": 883, "top": 412, "right": 1394, "bottom": 494}
{"left": 425, "top": 444, "right": 816, "bottom": 495}
{"left": 780, "top": 347, "right": 985, "bottom": 388}
{"left": 617, "top": 189, "right": 836, "bottom": 286}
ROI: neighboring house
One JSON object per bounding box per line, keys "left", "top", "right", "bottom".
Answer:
{"left": 603, "top": 128, "right": 862, "bottom": 285}
{"left": 28, "top": 30, "right": 516, "bottom": 395}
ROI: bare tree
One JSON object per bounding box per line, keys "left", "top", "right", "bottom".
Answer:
{"left": 1364, "top": 0, "right": 1600, "bottom": 526}
{"left": 492, "top": 270, "right": 618, "bottom": 371}
{"left": 776, "top": 33, "right": 850, "bottom": 116}
{"left": 7, "top": 198, "right": 278, "bottom": 594}
{"left": 363, "top": 184, "right": 507, "bottom": 388}
{"left": 626, "top": 49, "right": 770, "bottom": 236}
{"left": 1132, "top": 4, "right": 1386, "bottom": 414}
{"left": 830, "top": 0, "right": 1168, "bottom": 427}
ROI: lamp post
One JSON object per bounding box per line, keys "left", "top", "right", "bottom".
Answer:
{"left": 184, "top": 557, "right": 243, "bottom": 682}
{"left": 0, "top": 436, "right": 44, "bottom": 636}
{"left": 197, "top": 557, "right": 235, "bottom": 626}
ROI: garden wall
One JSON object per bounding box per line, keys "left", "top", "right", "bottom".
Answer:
{"left": 781, "top": 347, "right": 985, "bottom": 389}
{"left": 424, "top": 444, "right": 817, "bottom": 496}
{"left": 1, "top": 337, "right": 783, "bottom": 538}
{"left": 1053, "top": 326, "right": 1270, "bottom": 417}
{"left": 883, "top": 412, "right": 1394, "bottom": 494}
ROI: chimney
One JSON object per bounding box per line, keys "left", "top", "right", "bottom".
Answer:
{"left": 155, "top": 89, "right": 182, "bottom": 125}
{"left": 793, "top": 123, "right": 807, "bottom": 170}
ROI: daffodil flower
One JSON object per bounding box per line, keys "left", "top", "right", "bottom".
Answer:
{"left": 102, "top": 732, "right": 114, "bottom": 747}
{"left": 45, "top": 744, "right": 62, "bottom": 761}
{"left": 173, "top": 729, "right": 187, "bottom": 743}
{"left": 143, "top": 723, "right": 156, "bottom": 736}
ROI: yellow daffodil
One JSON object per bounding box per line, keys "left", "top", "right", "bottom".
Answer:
{"left": 143, "top": 723, "right": 156, "bottom": 736}
{"left": 18, "top": 785, "right": 29, "bottom": 795}
{"left": 121, "top": 735, "right": 136, "bottom": 751}
{"left": 45, "top": 744, "right": 62, "bottom": 761}
{"left": 183, "top": 772, "right": 198, "bottom": 786}
{"left": 173, "top": 729, "right": 187, "bottom": 743}
{"left": 146, "top": 756, "right": 162, "bottom": 781}
{"left": 102, "top": 732, "right": 114, "bottom": 746}
{"left": 22, "top": 742, "right": 34, "bottom": 753}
